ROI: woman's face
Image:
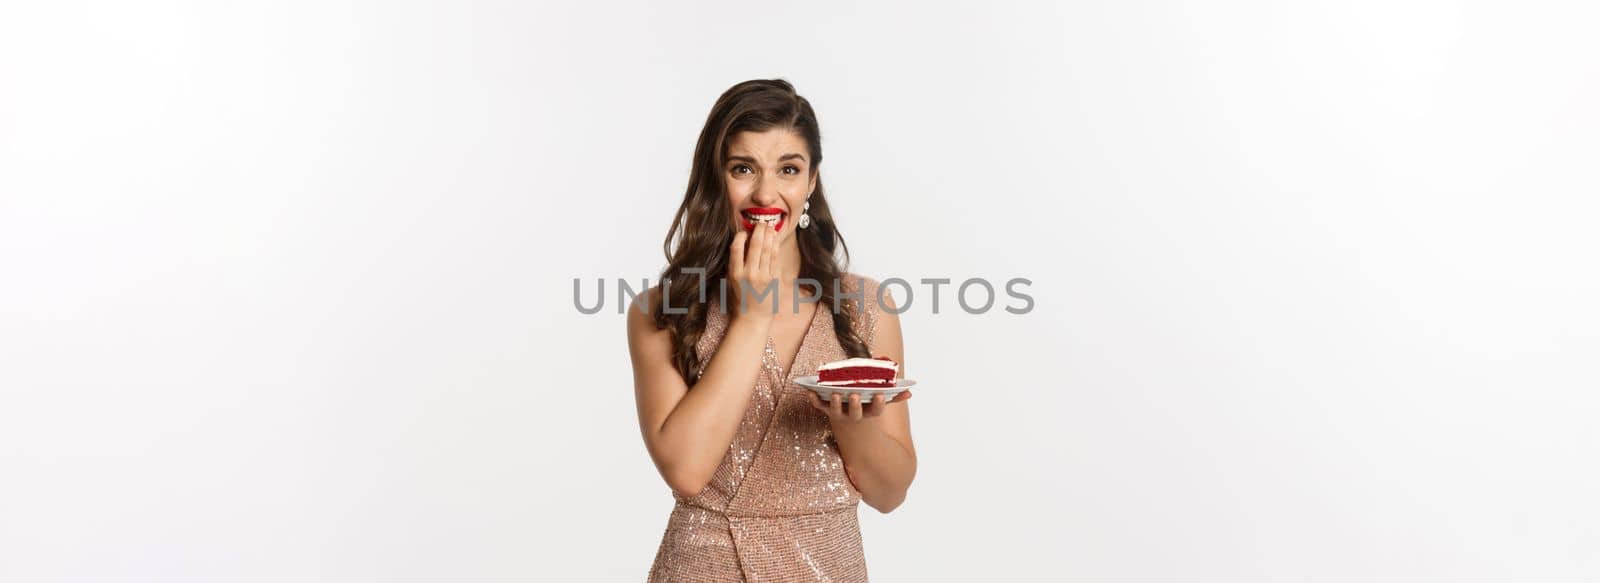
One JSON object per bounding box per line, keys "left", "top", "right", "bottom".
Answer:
{"left": 723, "top": 129, "right": 817, "bottom": 244}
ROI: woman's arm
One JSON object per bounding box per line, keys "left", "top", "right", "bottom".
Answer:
{"left": 628, "top": 290, "right": 771, "bottom": 497}
{"left": 822, "top": 292, "right": 917, "bottom": 513}
{"left": 629, "top": 224, "right": 781, "bottom": 497}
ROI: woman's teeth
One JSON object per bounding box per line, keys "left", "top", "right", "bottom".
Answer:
{"left": 744, "top": 213, "right": 783, "bottom": 225}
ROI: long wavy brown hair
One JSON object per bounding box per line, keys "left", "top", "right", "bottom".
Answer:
{"left": 653, "top": 79, "right": 872, "bottom": 385}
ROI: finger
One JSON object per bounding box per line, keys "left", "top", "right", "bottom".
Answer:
{"left": 742, "top": 224, "right": 755, "bottom": 278}
{"left": 763, "top": 224, "right": 777, "bottom": 287}
{"left": 829, "top": 391, "right": 844, "bottom": 417}
{"left": 729, "top": 230, "right": 747, "bottom": 277}
{"left": 766, "top": 230, "right": 780, "bottom": 289}
{"left": 766, "top": 221, "right": 779, "bottom": 264}
{"left": 806, "top": 391, "right": 823, "bottom": 410}
{"left": 889, "top": 390, "right": 912, "bottom": 403}
{"left": 848, "top": 393, "right": 863, "bottom": 421}
{"left": 867, "top": 393, "right": 887, "bottom": 417}
{"left": 763, "top": 224, "right": 779, "bottom": 288}
{"left": 748, "top": 223, "right": 766, "bottom": 276}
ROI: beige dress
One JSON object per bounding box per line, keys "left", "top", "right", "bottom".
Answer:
{"left": 647, "top": 275, "right": 885, "bottom": 582}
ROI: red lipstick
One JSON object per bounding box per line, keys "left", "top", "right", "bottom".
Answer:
{"left": 739, "top": 207, "right": 787, "bottom": 232}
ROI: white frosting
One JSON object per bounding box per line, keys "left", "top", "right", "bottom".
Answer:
{"left": 818, "top": 379, "right": 894, "bottom": 387}
{"left": 817, "top": 357, "right": 898, "bottom": 372}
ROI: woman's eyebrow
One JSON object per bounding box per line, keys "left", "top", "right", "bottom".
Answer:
{"left": 727, "top": 154, "right": 807, "bottom": 164}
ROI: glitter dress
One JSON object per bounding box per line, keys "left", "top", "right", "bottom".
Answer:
{"left": 647, "top": 275, "right": 884, "bottom": 582}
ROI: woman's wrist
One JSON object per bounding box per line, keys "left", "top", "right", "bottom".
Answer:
{"left": 728, "top": 306, "right": 775, "bottom": 330}
{"left": 830, "top": 414, "right": 886, "bottom": 436}
{"left": 729, "top": 300, "right": 777, "bottom": 323}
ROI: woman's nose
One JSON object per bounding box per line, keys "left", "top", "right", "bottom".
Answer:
{"left": 752, "top": 182, "right": 782, "bottom": 206}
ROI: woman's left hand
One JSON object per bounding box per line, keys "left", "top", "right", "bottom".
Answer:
{"left": 806, "top": 390, "right": 912, "bottom": 422}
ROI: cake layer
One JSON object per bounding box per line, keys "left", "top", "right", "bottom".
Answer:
{"left": 818, "top": 366, "right": 897, "bottom": 382}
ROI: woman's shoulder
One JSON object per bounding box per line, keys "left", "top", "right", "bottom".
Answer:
{"left": 624, "top": 284, "right": 667, "bottom": 331}
{"left": 837, "top": 272, "right": 884, "bottom": 297}
{"left": 839, "top": 272, "right": 900, "bottom": 309}
{"left": 835, "top": 271, "right": 895, "bottom": 344}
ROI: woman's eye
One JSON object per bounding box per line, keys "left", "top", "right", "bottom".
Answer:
{"left": 731, "top": 165, "right": 751, "bottom": 174}
{"left": 782, "top": 166, "right": 798, "bottom": 175}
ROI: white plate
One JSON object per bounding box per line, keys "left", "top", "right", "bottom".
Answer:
{"left": 794, "top": 375, "right": 917, "bottom": 402}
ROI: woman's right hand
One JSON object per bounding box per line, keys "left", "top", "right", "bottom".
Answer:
{"left": 727, "top": 222, "right": 780, "bottom": 320}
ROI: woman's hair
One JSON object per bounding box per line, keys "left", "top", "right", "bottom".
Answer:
{"left": 654, "top": 78, "right": 872, "bottom": 385}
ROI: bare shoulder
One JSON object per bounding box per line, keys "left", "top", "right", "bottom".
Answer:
{"left": 626, "top": 283, "right": 687, "bottom": 401}
{"left": 625, "top": 285, "right": 667, "bottom": 339}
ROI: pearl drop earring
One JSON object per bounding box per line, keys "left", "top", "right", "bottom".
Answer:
{"left": 797, "top": 196, "right": 812, "bottom": 229}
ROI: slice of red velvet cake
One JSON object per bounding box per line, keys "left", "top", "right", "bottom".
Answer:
{"left": 816, "top": 356, "right": 899, "bottom": 388}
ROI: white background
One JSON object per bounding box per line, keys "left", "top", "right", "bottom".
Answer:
{"left": 2, "top": 1, "right": 1597, "bottom": 581}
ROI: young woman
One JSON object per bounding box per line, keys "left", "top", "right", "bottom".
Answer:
{"left": 626, "top": 79, "right": 917, "bottom": 582}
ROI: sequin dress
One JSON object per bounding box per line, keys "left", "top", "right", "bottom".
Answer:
{"left": 647, "top": 275, "right": 884, "bottom": 582}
